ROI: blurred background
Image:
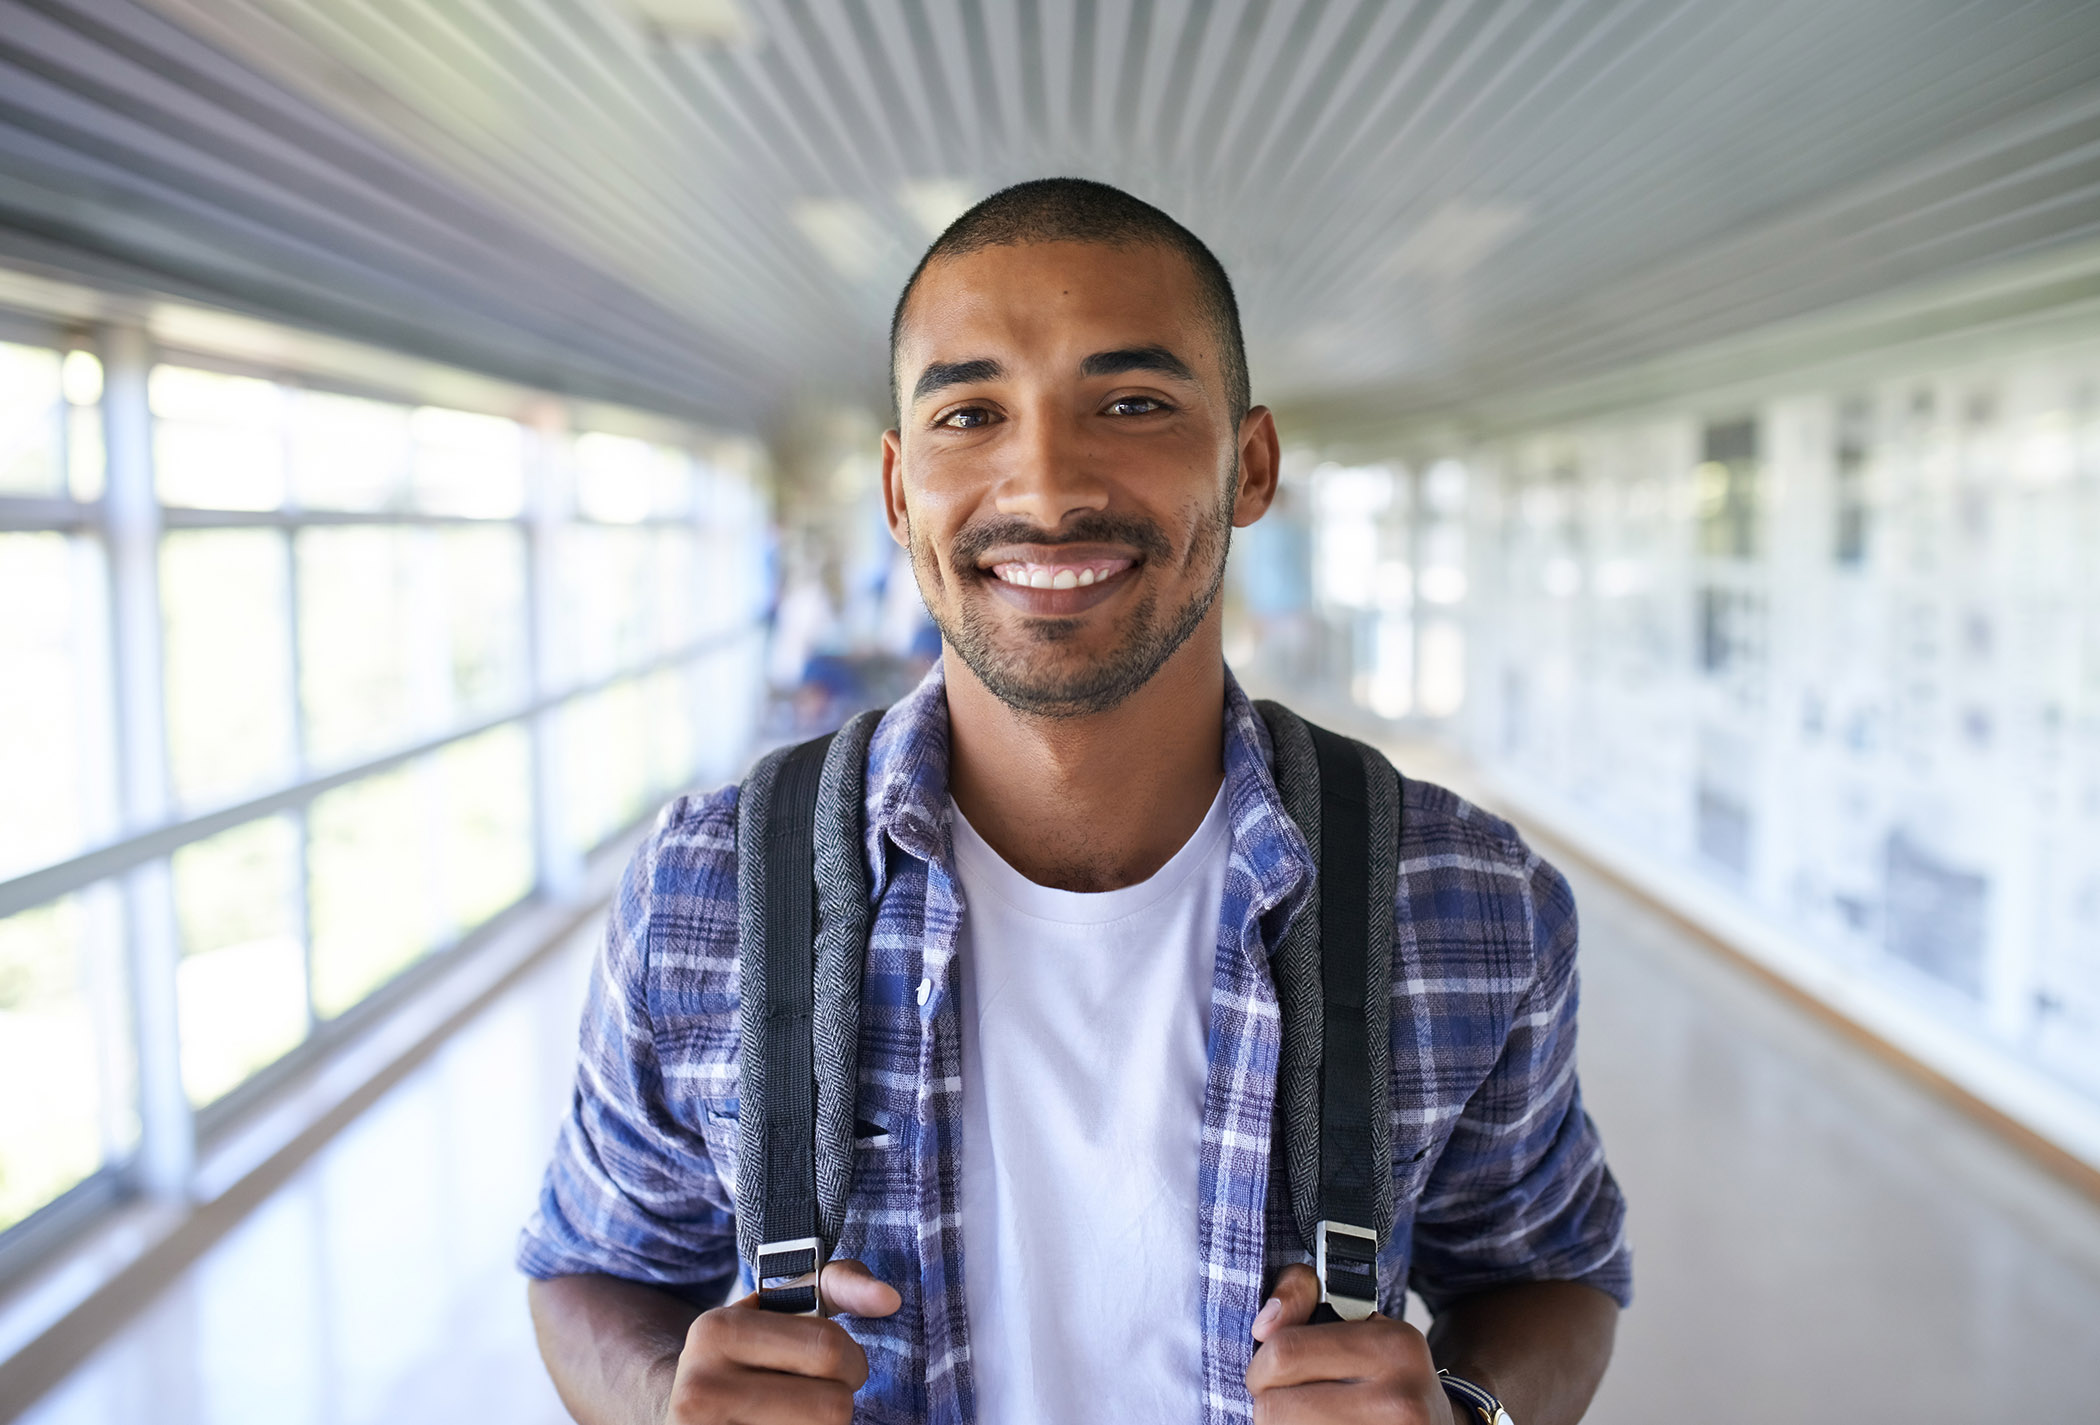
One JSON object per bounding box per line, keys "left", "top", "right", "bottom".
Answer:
{"left": 2, "top": 0, "right": 2100, "bottom": 1420}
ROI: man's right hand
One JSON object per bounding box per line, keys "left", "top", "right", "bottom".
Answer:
{"left": 663, "top": 1259, "right": 902, "bottom": 1425}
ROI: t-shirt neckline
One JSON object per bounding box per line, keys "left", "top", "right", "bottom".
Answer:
{"left": 947, "top": 779, "right": 1231, "bottom": 927}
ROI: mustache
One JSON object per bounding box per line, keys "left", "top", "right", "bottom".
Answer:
{"left": 948, "top": 510, "right": 1175, "bottom": 568}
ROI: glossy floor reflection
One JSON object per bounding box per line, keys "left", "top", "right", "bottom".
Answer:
{"left": 16, "top": 924, "right": 598, "bottom": 1425}
{"left": 1565, "top": 851, "right": 2100, "bottom": 1421}
{"left": 15, "top": 842, "right": 2100, "bottom": 1423}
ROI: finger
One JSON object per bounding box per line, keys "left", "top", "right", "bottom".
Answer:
{"left": 1253, "top": 1263, "right": 1321, "bottom": 1342}
{"left": 685, "top": 1307, "right": 871, "bottom": 1388}
{"left": 670, "top": 1364, "right": 856, "bottom": 1425}
{"left": 1247, "top": 1318, "right": 1424, "bottom": 1393}
{"left": 819, "top": 1258, "right": 903, "bottom": 1319}
{"left": 1249, "top": 1380, "right": 1403, "bottom": 1425}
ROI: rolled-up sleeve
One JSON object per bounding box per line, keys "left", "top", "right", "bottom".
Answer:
{"left": 1409, "top": 855, "right": 1632, "bottom": 1311}
{"left": 516, "top": 795, "right": 741, "bottom": 1302}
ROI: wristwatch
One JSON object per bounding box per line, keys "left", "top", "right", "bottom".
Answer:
{"left": 1437, "top": 1369, "right": 1514, "bottom": 1425}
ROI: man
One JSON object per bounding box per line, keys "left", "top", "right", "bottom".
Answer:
{"left": 520, "top": 178, "right": 1630, "bottom": 1425}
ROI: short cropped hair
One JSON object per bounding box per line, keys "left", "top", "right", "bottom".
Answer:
{"left": 889, "top": 177, "right": 1250, "bottom": 426}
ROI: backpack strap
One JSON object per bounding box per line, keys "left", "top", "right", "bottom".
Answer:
{"left": 1256, "top": 702, "right": 1401, "bottom": 1321}
{"left": 734, "top": 710, "right": 881, "bottom": 1313}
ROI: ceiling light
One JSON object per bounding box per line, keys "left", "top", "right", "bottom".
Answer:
{"left": 1381, "top": 199, "right": 1530, "bottom": 282}
{"left": 792, "top": 198, "right": 894, "bottom": 283}
{"left": 620, "top": 0, "right": 754, "bottom": 44}
{"left": 897, "top": 179, "right": 977, "bottom": 239}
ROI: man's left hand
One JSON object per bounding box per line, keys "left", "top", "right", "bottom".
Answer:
{"left": 1245, "top": 1264, "right": 1459, "bottom": 1424}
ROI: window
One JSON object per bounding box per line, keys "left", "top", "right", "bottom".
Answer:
{"left": 1695, "top": 418, "right": 1761, "bottom": 559}
{"left": 1835, "top": 398, "right": 1872, "bottom": 566}
{"left": 0, "top": 334, "right": 768, "bottom": 1252}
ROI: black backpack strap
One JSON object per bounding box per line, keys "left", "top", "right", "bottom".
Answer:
{"left": 734, "top": 710, "right": 880, "bottom": 1314}
{"left": 1256, "top": 702, "right": 1401, "bottom": 1322}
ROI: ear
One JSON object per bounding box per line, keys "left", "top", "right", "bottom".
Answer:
{"left": 1231, "top": 406, "right": 1282, "bottom": 528}
{"left": 880, "top": 428, "right": 910, "bottom": 548}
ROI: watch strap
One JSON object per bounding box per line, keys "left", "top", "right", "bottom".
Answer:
{"left": 1437, "top": 1369, "right": 1513, "bottom": 1425}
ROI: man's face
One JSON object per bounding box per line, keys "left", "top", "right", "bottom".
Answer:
{"left": 882, "top": 240, "right": 1278, "bottom": 719}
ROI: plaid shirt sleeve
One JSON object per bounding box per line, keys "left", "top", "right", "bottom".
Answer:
{"left": 1407, "top": 851, "right": 1633, "bottom": 1311}
{"left": 515, "top": 789, "right": 742, "bottom": 1303}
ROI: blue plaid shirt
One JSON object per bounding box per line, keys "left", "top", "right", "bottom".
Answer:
{"left": 519, "top": 663, "right": 1630, "bottom": 1424}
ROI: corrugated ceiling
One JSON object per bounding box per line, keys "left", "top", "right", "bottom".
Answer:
{"left": 2, "top": 0, "right": 2098, "bottom": 433}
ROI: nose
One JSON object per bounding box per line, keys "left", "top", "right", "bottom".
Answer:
{"left": 991, "top": 403, "right": 1109, "bottom": 531}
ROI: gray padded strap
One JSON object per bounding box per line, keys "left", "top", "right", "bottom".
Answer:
{"left": 734, "top": 709, "right": 880, "bottom": 1272}
{"left": 811, "top": 710, "right": 880, "bottom": 1247}
{"left": 1258, "top": 701, "right": 1326, "bottom": 1257}
{"left": 1256, "top": 700, "right": 1399, "bottom": 1257}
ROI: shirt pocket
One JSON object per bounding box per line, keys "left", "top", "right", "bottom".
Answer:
{"left": 1393, "top": 1136, "right": 1442, "bottom": 1204}
{"left": 699, "top": 1097, "right": 743, "bottom": 1196}
{"left": 696, "top": 1099, "right": 897, "bottom": 1190}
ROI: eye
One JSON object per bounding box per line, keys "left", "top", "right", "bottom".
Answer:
{"left": 936, "top": 404, "right": 997, "bottom": 430}
{"left": 1105, "top": 395, "right": 1170, "bottom": 417}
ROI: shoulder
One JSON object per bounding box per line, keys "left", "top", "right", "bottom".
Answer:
{"left": 605, "top": 782, "right": 744, "bottom": 999}
{"left": 1391, "top": 772, "right": 1577, "bottom": 987}
{"left": 620, "top": 781, "right": 741, "bottom": 908}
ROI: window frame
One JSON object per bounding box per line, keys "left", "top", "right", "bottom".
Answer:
{"left": 0, "top": 326, "right": 765, "bottom": 1276}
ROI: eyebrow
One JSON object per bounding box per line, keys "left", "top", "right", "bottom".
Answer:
{"left": 912, "top": 357, "right": 1003, "bottom": 404}
{"left": 1080, "top": 345, "right": 1198, "bottom": 384}
{"left": 911, "top": 345, "right": 1202, "bottom": 407}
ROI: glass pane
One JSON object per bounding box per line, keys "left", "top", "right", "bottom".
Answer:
{"left": 574, "top": 432, "right": 692, "bottom": 522}
{"left": 173, "top": 817, "right": 307, "bottom": 1107}
{"left": 0, "top": 888, "right": 133, "bottom": 1232}
{"left": 441, "top": 526, "right": 528, "bottom": 719}
{"left": 297, "top": 526, "right": 528, "bottom": 765}
{"left": 162, "top": 530, "right": 296, "bottom": 807}
{"left": 409, "top": 407, "right": 523, "bottom": 518}
{"left": 151, "top": 366, "right": 287, "bottom": 511}
{"left": 296, "top": 527, "right": 421, "bottom": 766}
{"left": 68, "top": 403, "right": 105, "bottom": 503}
{"left": 561, "top": 680, "right": 651, "bottom": 853}
{"left": 691, "top": 633, "right": 764, "bottom": 785}
{"left": 0, "top": 341, "right": 64, "bottom": 497}
{"left": 292, "top": 389, "right": 411, "bottom": 511}
{"left": 556, "top": 526, "right": 654, "bottom": 684}
{"left": 653, "top": 528, "right": 699, "bottom": 652}
{"left": 308, "top": 767, "right": 438, "bottom": 1019}
{"left": 0, "top": 532, "right": 116, "bottom": 880}
{"left": 437, "top": 726, "right": 533, "bottom": 933}
{"left": 645, "top": 665, "right": 697, "bottom": 795}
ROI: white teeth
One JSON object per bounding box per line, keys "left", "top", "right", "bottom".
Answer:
{"left": 990, "top": 562, "right": 1119, "bottom": 589}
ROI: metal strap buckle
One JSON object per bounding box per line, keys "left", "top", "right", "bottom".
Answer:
{"left": 1314, "top": 1220, "right": 1378, "bottom": 1321}
{"left": 756, "top": 1236, "right": 822, "bottom": 1316}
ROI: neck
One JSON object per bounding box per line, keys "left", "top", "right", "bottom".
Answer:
{"left": 943, "top": 619, "right": 1228, "bottom": 893}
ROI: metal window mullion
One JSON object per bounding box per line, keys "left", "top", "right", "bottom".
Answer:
{"left": 0, "top": 629, "right": 745, "bottom": 920}
{"left": 100, "top": 323, "right": 194, "bottom": 1201}
{"left": 281, "top": 413, "right": 320, "bottom": 1043}
{"left": 1407, "top": 464, "right": 1427, "bottom": 722}
{"left": 527, "top": 418, "right": 584, "bottom": 905}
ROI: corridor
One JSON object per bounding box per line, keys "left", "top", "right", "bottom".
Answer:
{"left": 18, "top": 785, "right": 2100, "bottom": 1425}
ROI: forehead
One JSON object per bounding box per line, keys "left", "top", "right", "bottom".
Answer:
{"left": 896, "top": 240, "right": 1215, "bottom": 376}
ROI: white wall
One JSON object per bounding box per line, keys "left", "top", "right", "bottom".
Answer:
{"left": 1453, "top": 333, "right": 2100, "bottom": 1161}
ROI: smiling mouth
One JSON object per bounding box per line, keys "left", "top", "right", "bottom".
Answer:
{"left": 983, "top": 556, "right": 1136, "bottom": 591}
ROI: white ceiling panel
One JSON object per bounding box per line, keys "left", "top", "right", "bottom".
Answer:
{"left": 2, "top": 0, "right": 2097, "bottom": 432}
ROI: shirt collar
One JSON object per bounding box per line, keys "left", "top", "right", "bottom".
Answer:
{"left": 862, "top": 658, "right": 1315, "bottom": 932}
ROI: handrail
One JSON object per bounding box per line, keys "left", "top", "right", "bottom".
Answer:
{"left": 0, "top": 497, "right": 723, "bottom": 531}
{"left": 0, "top": 621, "right": 762, "bottom": 919}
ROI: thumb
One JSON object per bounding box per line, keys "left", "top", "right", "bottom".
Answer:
{"left": 1252, "top": 1263, "right": 1320, "bottom": 1342}
{"left": 819, "top": 1258, "right": 902, "bottom": 1319}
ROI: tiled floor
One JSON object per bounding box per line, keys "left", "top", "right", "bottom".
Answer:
{"left": 14, "top": 851, "right": 2100, "bottom": 1423}
{"left": 14, "top": 924, "right": 598, "bottom": 1425}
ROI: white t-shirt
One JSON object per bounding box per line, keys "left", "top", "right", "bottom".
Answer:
{"left": 950, "top": 785, "right": 1231, "bottom": 1424}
